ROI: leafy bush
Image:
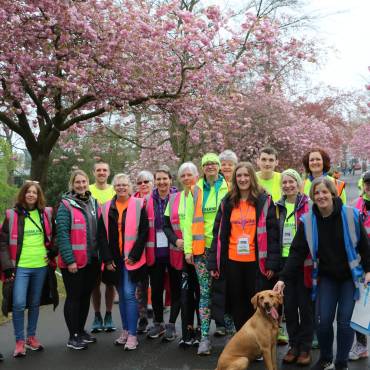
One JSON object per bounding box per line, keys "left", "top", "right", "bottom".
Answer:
{"left": 0, "top": 182, "right": 18, "bottom": 221}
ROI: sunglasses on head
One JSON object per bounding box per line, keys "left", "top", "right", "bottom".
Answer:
{"left": 137, "top": 180, "right": 150, "bottom": 185}
{"left": 25, "top": 180, "right": 40, "bottom": 184}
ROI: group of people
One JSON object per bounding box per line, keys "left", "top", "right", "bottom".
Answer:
{"left": 0, "top": 147, "right": 369, "bottom": 370}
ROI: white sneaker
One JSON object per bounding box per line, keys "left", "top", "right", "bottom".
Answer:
{"left": 114, "top": 330, "right": 128, "bottom": 345}
{"left": 349, "top": 341, "right": 368, "bottom": 361}
{"left": 197, "top": 338, "right": 211, "bottom": 356}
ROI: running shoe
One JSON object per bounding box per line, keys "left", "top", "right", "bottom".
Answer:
{"left": 197, "top": 338, "right": 211, "bottom": 356}
{"left": 25, "top": 336, "right": 44, "bottom": 351}
{"left": 124, "top": 335, "right": 138, "bottom": 351}
{"left": 91, "top": 314, "right": 104, "bottom": 333}
{"left": 13, "top": 340, "right": 26, "bottom": 357}
{"left": 163, "top": 323, "right": 176, "bottom": 342}
{"left": 103, "top": 312, "right": 116, "bottom": 332}
{"left": 349, "top": 341, "right": 368, "bottom": 360}
{"left": 147, "top": 322, "right": 165, "bottom": 339}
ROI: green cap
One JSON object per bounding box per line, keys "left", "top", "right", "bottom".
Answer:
{"left": 201, "top": 153, "right": 221, "bottom": 167}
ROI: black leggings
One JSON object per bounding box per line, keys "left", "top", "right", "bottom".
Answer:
{"left": 148, "top": 262, "right": 182, "bottom": 324}
{"left": 61, "top": 262, "right": 99, "bottom": 337}
{"left": 226, "top": 260, "right": 257, "bottom": 330}
{"left": 181, "top": 263, "right": 200, "bottom": 334}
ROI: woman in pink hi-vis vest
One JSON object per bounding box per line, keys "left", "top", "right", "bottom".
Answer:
{"left": 145, "top": 166, "right": 180, "bottom": 342}
{"left": 0, "top": 181, "right": 57, "bottom": 358}
{"left": 275, "top": 169, "right": 312, "bottom": 366}
{"left": 98, "top": 173, "right": 149, "bottom": 351}
{"left": 133, "top": 170, "right": 154, "bottom": 335}
{"left": 56, "top": 169, "right": 100, "bottom": 351}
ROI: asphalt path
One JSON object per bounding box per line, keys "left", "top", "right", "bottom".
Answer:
{"left": 0, "top": 173, "right": 368, "bottom": 369}
{"left": 0, "top": 306, "right": 368, "bottom": 370}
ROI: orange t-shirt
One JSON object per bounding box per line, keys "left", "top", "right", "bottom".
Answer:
{"left": 228, "top": 200, "right": 257, "bottom": 262}
{"left": 116, "top": 198, "right": 129, "bottom": 254}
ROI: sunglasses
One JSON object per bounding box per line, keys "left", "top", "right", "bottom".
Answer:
{"left": 137, "top": 180, "right": 150, "bottom": 185}
{"left": 25, "top": 180, "right": 40, "bottom": 184}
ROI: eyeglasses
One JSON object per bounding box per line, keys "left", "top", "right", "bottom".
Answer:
{"left": 137, "top": 180, "right": 150, "bottom": 185}
{"left": 203, "top": 162, "right": 218, "bottom": 167}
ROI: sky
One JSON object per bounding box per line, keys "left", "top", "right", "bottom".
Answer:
{"left": 303, "top": 0, "right": 370, "bottom": 90}
{"left": 206, "top": 0, "right": 370, "bottom": 91}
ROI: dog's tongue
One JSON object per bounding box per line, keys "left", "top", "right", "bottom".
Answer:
{"left": 270, "top": 307, "right": 279, "bottom": 320}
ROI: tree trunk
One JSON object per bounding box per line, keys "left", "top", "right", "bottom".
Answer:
{"left": 30, "top": 154, "right": 50, "bottom": 190}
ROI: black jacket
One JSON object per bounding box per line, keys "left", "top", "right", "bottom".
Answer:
{"left": 97, "top": 196, "right": 149, "bottom": 284}
{"left": 275, "top": 193, "right": 309, "bottom": 269}
{"left": 163, "top": 216, "right": 179, "bottom": 246}
{"left": 280, "top": 198, "right": 370, "bottom": 282}
{"left": 207, "top": 192, "right": 280, "bottom": 277}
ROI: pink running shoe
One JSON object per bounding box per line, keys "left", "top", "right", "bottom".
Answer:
{"left": 124, "top": 335, "right": 138, "bottom": 351}
{"left": 26, "top": 336, "right": 44, "bottom": 351}
{"left": 14, "top": 340, "right": 26, "bottom": 358}
{"left": 114, "top": 330, "right": 129, "bottom": 345}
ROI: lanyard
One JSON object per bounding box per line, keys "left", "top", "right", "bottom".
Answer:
{"left": 23, "top": 209, "right": 43, "bottom": 233}
{"left": 90, "top": 198, "right": 97, "bottom": 217}
{"left": 239, "top": 201, "right": 252, "bottom": 233}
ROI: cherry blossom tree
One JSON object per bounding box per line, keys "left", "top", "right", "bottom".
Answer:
{"left": 1, "top": 0, "right": 350, "bottom": 186}
{"left": 0, "top": 0, "right": 227, "bottom": 186}
{"left": 348, "top": 66, "right": 370, "bottom": 159}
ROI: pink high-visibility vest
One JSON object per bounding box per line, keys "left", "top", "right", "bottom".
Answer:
{"left": 167, "top": 192, "right": 184, "bottom": 270}
{"left": 256, "top": 196, "right": 271, "bottom": 276}
{"left": 101, "top": 197, "right": 146, "bottom": 271}
{"left": 355, "top": 197, "right": 370, "bottom": 236}
{"left": 145, "top": 195, "right": 156, "bottom": 266}
{"left": 5, "top": 207, "right": 53, "bottom": 267}
{"left": 145, "top": 194, "right": 183, "bottom": 269}
{"left": 295, "top": 200, "right": 312, "bottom": 288}
{"left": 58, "top": 199, "right": 99, "bottom": 269}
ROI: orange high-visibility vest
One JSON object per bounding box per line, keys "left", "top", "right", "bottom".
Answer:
{"left": 191, "top": 185, "right": 206, "bottom": 255}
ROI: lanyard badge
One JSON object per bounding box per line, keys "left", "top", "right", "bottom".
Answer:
{"left": 237, "top": 203, "right": 251, "bottom": 255}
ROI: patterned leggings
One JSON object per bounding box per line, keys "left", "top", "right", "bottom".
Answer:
{"left": 224, "top": 313, "right": 236, "bottom": 335}
{"left": 194, "top": 253, "right": 235, "bottom": 339}
{"left": 194, "top": 254, "right": 212, "bottom": 339}
{"left": 136, "top": 276, "right": 149, "bottom": 319}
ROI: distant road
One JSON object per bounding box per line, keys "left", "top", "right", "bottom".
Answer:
{"left": 342, "top": 174, "right": 361, "bottom": 204}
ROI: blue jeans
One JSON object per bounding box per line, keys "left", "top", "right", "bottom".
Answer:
{"left": 13, "top": 266, "right": 48, "bottom": 341}
{"left": 315, "top": 276, "right": 355, "bottom": 367}
{"left": 116, "top": 265, "right": 138, "bottom": 335}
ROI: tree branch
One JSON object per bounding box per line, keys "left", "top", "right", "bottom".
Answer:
{"left": 129, "top": 62, "right": 206, "bottom": 106}
{"left": 105, "top": 126, "right": 155, "bottom": 149}
{"left": 60, "top": 95, "right": 97, "bottom": 118}
{"left": 60, "top": 107, "right": 106, "bottom": 130}
{"left": 0, "top": 113, "right": 22, "bottom": 135}
{"left": 21, "top": 77, "right": 52, "bottom": 127}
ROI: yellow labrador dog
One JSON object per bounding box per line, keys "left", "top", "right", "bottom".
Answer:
{"left": 216, "top": 290, "right": 282, "bottom": 370}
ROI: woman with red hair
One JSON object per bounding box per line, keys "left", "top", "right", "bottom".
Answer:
{"left": 302, "top": 148, "right": 346, "bottom": 204}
